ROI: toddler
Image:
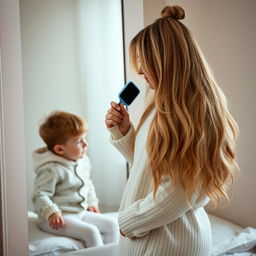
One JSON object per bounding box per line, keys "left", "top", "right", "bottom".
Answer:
{"left": 32, "top": 111, "right": 119, "bottom": 247}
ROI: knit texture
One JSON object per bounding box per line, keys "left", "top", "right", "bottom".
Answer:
{"left": 109, "top": 110, "right": 212, "bottom": 256}
{"left": 32, "top": 147, "right": 99, "bottom": 223}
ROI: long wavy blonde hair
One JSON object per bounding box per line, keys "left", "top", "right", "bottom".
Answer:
{"left": 130, "top": 5, "right": 238, "bottom": 205}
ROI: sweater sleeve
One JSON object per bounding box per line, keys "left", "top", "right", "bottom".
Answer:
{"left": 32, "top": 167, "right": 61, "bottom": 220}
{"left": 108, "top": 124, "right": 135, "bottom": 165}
{"left": 118, "top": 180, "right": 208, "bottom": 238}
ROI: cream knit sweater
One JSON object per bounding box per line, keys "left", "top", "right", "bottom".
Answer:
{"left": 109, "top": 110, "right": 211, "bottom": 256}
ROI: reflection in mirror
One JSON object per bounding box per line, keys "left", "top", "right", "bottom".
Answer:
{"left": 20, "top": 0, "right": 125, "bottom": 254}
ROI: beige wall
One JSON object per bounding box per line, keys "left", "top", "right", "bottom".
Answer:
{"left": 144, "top": 0, "right": 256, "bottom": 228}
{"left": 144, "top": 0, "right": 165, "bottom": 26}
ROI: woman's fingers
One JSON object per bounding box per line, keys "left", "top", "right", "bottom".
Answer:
{"left": 105, "top": 119, "right": 119, "bottom": 128}
{"left": 110, "top": 101, "right": 120, "bottom": 111}
{"left": 105, "top": 114, "right": 121, "bottom": 128}
{"left": 120, "top": 103, "right": 128, "bottom": 116}
{"left": 105, "top": 102, "right": 124, "bottom": 128}
{"left": 108, "top": 105, "right": 123, "bottom": 119}
{"left": 105, "top": 102, "right": 130, "bottom": 133}
{"left": 120, "top": 229, "right": 126, "bottom": 237}
{"left": 110, "top": 102, "right": 128, "bottom": 117}
{"left": 107, "top": 113, "right": 122, "bottom": 123}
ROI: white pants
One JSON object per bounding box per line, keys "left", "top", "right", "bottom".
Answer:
{"left": 38, "top": 211, "right": 119, "bottom": 248}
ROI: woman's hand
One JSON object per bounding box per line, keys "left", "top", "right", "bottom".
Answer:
{"left": 87, "top": 206, "right": 100, "bottom": 213}
{"left": 48, "top": 212, "right": 66, "bottom": 230}
{"left": 120, "top": 229, "right": 126, "bottom": 237}
{"left": 105, "top": 102, "right": 131, "bottom": 136}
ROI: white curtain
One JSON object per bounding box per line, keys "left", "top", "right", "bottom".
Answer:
{"left": 75, "top": 0, "right": 127, "bottom": 211}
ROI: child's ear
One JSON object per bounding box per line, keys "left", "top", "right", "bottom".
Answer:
{"left": 53, "top": 145, "right": 64, "bottom": 155}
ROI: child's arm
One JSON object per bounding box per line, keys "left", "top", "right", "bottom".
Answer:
{"left": 32, "top": 167, "right": 61, "bottom": 220}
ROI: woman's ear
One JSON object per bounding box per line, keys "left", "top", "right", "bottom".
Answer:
{"left": 53, "top": 144, "right": 64, "bottom": 155}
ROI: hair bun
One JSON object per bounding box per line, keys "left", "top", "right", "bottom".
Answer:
{"left": 161, "top": 5, "right": 185, "bottom": 20}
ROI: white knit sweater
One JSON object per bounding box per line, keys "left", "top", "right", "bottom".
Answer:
{"left": 109, "top": 110, "right": 211, "bottom": 256}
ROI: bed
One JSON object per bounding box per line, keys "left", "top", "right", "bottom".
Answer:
{"left": 28, "top": 211, "right": 256, "bottom": 256}
{"left": 28, "top": 211, "right": 118, "bottom": 256}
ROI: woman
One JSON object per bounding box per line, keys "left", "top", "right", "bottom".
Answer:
{"left": 105, "top": 5, "right": 238, "bottom": 256}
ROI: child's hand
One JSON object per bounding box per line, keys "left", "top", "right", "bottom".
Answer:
{"left": 48, "top": 212, "right": 66, "bottom": 230}
{"left": 87, "top": 206, "right": 100, "bottom": 213}
{"left": 105, "top": 102, "right": 131, "bottom": 136}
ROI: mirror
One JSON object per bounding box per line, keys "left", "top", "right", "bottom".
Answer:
{"left": 20, "top": 0, "right": 126, "bottom": 253}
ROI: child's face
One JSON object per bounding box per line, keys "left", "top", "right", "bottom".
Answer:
{"left": 58, "top": 133, "right": 88, "bottom": 161}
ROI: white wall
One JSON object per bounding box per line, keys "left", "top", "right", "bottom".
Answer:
{"left": 0, "top": 0, "right": 28, "bottom": 255}
{"left": 20, "top": 0, "right": 126, "bottom": 212}
{"left": 144, "top": 0, "right": 256, "bottom": 228}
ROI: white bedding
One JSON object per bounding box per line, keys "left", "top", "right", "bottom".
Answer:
{"left": 28, "top": 211, "right": 118, "bottom": 256}
{"left": 28, "top": 211, "right": 256, "bottom": 256}
{"left": 209, "top": 215, "right": 256, "bottom": 256}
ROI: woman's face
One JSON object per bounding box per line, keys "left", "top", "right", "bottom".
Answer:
{"left": 137, "top": 60, "right": 148, "bottom": 82}
{"left": 136, "top": 51, "right": 154, "bottom": 89}
{"left": 137, "top": 60, "right": 154, "bottom": 89}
